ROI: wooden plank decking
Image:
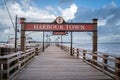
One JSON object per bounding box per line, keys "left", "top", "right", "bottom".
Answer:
{"left": 15, "top": 45, "right": 113, "bottom": 80}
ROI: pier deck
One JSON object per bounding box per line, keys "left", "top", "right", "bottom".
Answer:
{"left": 15, "top": 46, "right": 112, "bottom": 80}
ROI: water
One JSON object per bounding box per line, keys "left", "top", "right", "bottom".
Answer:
{"left": 63, "top": 43, "right": 120, "bottom": 68}
{"left": 1, "top": 42, "right": 120, "bottom": 55}
{"left": 64, "top": 43, "right": 120, "bottom": 56}
{"left": 98, "top": 43, "right": 120, "bottom": 55}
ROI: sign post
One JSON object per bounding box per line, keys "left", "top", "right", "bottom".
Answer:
{"left": 20, "top": 18, "right": 26, "bottom": 51}
{"left": 92, "top": 19, "right": 98, "bottom": 65}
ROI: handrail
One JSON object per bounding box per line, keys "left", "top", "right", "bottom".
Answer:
{"left": 0, "top": 44, "right": 50, "bottom": 80}
{"left": 57, "top": 44, "right": 120, "bottom": 80}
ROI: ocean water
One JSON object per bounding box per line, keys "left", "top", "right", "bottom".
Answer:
{"left": 1, "top": 42, "right": 119, "bottom": 56}
{"left": 63, "top": 43, "right": 120, "bottom": 67}
{"left": 64, "top": 43, "right": 120, "bottom": 56}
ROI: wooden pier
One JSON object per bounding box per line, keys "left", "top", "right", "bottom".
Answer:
{"left": 14, "top": 45, "right": 112, "bottom": 80}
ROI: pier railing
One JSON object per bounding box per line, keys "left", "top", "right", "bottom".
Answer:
{"left": 57, "top": 45, "right": 120, "bottom": 80}
{"left": 0, "top": 47, "right": 15, "bottom": 56}
{"left": 0, "top": 45, "right": 49, "bottom": 80}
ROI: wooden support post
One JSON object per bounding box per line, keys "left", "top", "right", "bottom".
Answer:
{"left": 0, "top": 48, "right": 1, "bottom": 56}
{"left": 103, "top": 55, "right": 108, "bottom": 70}
{"left": 3, "top": 59, "right": 9, "bottom": 80}
{"left": 72, "top": 48, "right": 74, "bottom": 55}
{"left": 92, "top": 18, "right": 98, "bottom": 66}
{"left": 0, "top": 63, "right": 1, "bottom": 79}
{"left": 77, "top": 48, "right": 79, "bottom": 57}
{"left": 20, "top": 18, "right": 26, "bottom": 51}
{"left": 83, "top": 50, "right": 86, "bottom": 61}
{"left": 115, "top": 58, "right": 120, "bottom": 80}
{"left": 35, "top": 47, "right": 38, "bottom": 55}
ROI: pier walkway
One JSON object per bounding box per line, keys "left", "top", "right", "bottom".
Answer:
{"left": 15, "top": 46, "right": 112, "bottom": 80}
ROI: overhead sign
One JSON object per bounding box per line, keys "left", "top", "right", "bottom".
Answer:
{"left": 23, "top": 16, "right": 96, "bottom": 32}
{"left": 53, "top": 31, "right": 66, "bottom": 35}
{"left": 25, "top": 23, "right": 96, "bottom": 31}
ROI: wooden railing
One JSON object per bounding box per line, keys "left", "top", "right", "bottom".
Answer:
{"left": 0, "top": 45, "right": 49, "bottom": 80}
{"left": 0, "top": 47, "right": 15, "bottom": 56}
{"left": 57, "top": 45, "right": 120, "bottom": 80}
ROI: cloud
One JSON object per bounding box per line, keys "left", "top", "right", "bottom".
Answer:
{"left": 98, "top": 19, "right": 106, "bottom": 26}
{"left": 59, "top": 3, "right": 78, "bottom": 21}
{"left": 103, "top": 1, "right": 117, "bottom": 9}
{"left": 25, "top": 6, "right": 56, "bottom": 22}
{"left": 74, "top": 1, "right": 120, "bottom": 43}
{"left": 0, "top": 1, "right": 78, "bottom": 40}
{"left": 19, "top": 0, "right": 31, "bottom": 10}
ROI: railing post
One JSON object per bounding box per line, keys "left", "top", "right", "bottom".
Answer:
{"left": 68, "top": 47, "right": 70, "bottom": 53}
{"left": 0, "top": 48, "right": 1, "bottom": 56}
{"left": 77, "top": 48, "right": 79, "bottom": 57}
{"left": 64, "top": 46, "right": 66, "bottom": 51}
{"left": 62, "top": 46, "right": 64, "bottom": 50}
{"left": 3, "top": 59, "right": 9, "bottom": 80}
{"left": 0, "top": 64, "right": 1, "bottom": 80}
{"left": 115, "top": 57, "right": 120, "bottom": 80}
{"left": 61, "top": 45, "right": 63, "bottom": 49}
{"left": 83, "top": 50, "right": 86, "bottom": 61}
{"left": 103, "top": 55, "right": 108, "bottom": 70}
{"left": 35, "top": 47, "right": 38, "bottom": 56}
{"left": 72, "top": 48, "right": 74, "bottom": 56}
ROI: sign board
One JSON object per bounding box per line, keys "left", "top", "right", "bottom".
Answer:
{"left": 24, "top": 16, "right": 96, "bottom": 32}
{"left": 25, "top": 23, "right": 96, "bottom": 32}
{"left": 53, "top": 31, "right": 66, "bottom": 35}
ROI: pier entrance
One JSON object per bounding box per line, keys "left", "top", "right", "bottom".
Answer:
{"left": 20, "top": 16, "right": 98, "bottom": 64}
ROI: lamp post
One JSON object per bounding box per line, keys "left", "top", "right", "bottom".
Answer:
{"left": 68, "top": 20, "right": 73, "bottom": 56}
{"left": 61, "top": 35, "right": 63, "bottom": 49}
{"left": 67, "top": 19, "right": 73, "bottom": 55}
{"left": 46, "top": 34, "right": 48, "bottom": 45}
{"left": 55, "top": 37, "right": 59, "bottom": 45}
{"left": 47, "top": 33, "right": 53, "bottom": 46}
{"left": 48, "top": 35, "right": 50, "bottom": 45}
{"left": 70, "top": 31, "right": 73, "bottom": 55}
{"left": 43, "top": 31, "right": 45, "bottom": 52}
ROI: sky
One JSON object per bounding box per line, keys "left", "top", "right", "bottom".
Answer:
{"left": 0, "top": 0, "right": 120, "bottom": 43}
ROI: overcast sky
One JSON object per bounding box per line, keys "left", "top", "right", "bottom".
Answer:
{"left": 0, "top": 0, "right": 120, "bottom": 43}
